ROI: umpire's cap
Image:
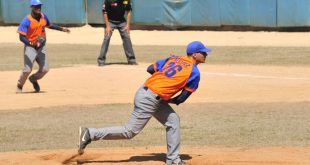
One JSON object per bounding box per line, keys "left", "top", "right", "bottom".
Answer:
{"left": 186, "top": 41, "right": 211, "bottom": 54}
{"left": 30, "top": 0, "right": 43, "bottom": 6}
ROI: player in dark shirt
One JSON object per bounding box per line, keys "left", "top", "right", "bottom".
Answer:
{"left": 97, "top": 0, "right": 137, "bottom": 66}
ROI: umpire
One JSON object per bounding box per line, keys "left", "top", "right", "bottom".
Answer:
{"left": 97, "top": 0, "right": 137, "bottom": 66}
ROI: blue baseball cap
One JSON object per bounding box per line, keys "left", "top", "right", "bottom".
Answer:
{"left": 186, "top": 41, "right": 211, "bottom": 54}
{"left": 30, "top": 0, "right": 43, "bottom": 6}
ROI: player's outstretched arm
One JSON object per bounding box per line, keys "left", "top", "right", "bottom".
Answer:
{"left": 48, "top": 24, "right": 70, "bottom": 33}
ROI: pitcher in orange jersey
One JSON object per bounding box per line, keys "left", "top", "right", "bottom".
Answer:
{"left": 78, "top": 41, "right": 211, "bottom": 165}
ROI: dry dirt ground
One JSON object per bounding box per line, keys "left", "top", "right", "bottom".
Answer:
{"left": 1, "top": 64, "right": 310, "bottom": 110}
{"left": 2, "top": 147, "right": 310, "bottom": 165}
{"left": 1, "top": 26, "right": 310, "bottom": 164}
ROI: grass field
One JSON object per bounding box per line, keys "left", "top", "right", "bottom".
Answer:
{"left": 1, "top": 102, "right": 310, "bottom": 152}
{"left": 1, "top": 44, "right": 310, "bottom": 71}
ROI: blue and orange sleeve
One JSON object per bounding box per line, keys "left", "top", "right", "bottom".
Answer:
{"left": 43, "top": 14, "right": 51, "bottom": 27}
{"left": 184, "top": 65, "right": 200, "bottom": 92}
{"left": 147, "top": 57, "right": 169, "bottom": 74}
{"left": 17, "top": 17, "right": 30, "bottom": 35}
{"left": 155, "top": 57, "right": 170, "bottom": 72}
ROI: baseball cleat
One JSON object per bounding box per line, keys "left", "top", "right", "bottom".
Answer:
{"left": 98, "top": 63, "right": 105, "bottom": 67}
{"left": 29, "top": 76, "right": 40, "bottom": 92}
{"left": 78, "top": 127, "right": 91, "bottom": 155}
{"left": 128, "top": 61, "right": 138, "bottom": 65}
{"left": 16, "top": 84, "right": 23, "bottom": 93}
{"left": 167, "top": 160, "right": 190, "bottom": 165}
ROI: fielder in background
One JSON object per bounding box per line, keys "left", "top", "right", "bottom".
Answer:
{"left": 16, "top": 0, "right": 70, "bottom": 93}
{"left": 78, "top": 41, "right": 211, "bottom": 165}
{"left": 97, "top": 0, "right": 137, "bottom": 66}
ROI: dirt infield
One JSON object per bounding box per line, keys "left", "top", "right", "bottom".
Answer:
{"left": 1, "top": 26, "right": 310, "bottom": 164}
{"left": 1, "top": 147, "right": 310, "bottom": 165}
{"left": 1, "top": 64, "right": 310, "bottom": 110}
{"left": 2, "top": 25, "right": 310, "bottom": 46}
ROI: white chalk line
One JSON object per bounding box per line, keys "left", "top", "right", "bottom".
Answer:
{"left": 202, "top": 72, "right": 310, "bottom": 80}
{"left": 106, "top": 66, "right": 310, "bottom": 81}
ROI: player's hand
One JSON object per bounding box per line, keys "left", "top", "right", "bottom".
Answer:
{"left": 32, "top": 36, "right": 46, "bottom": 50}
{"left": 36, "top": 42, "right": 42, "bottom": 49}
{"left": 105, "top": 25, "right": 112, "bottom": 36}
{"left": 32, "top": 42, "right": 42, "bottom": 50}
{"left": 125, "top": 24, "right": 130, "bottom": 34}
{"left": 62, "top": 27, "right": 70, "bottom": 33}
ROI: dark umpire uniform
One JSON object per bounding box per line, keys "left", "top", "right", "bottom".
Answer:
{"left": 97, "top": 0, "right": 137, "bottom": 66}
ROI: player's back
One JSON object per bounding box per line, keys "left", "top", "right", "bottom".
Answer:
{"left": 145, "top": 55, "right": 198, "bottom": 100}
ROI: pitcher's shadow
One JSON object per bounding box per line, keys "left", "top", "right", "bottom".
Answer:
{"left": 76, "top": 153, "right": 192, "bottom": 164}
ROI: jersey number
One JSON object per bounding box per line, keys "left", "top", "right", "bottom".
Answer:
{"left": 163, "top": 62, "right": 182, "bottom": 77}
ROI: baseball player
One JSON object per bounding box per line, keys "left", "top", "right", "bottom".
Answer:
{"left": 97, "top": 0, "right": 137, "bottom": 66}
{"left": 16, "top": 0, "right": 70, "bottom": 93}
{"left": 78, "top": 41, "right": 211, "bottom": 165}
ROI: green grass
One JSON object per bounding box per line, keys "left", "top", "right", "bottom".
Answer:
{"left": 1, "top": 102, "right": 310, "bottom": 152}
{"left": 1, "top": 44, "right": 310, "bottom": 71}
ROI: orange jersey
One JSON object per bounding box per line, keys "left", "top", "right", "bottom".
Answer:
{"left": 145, "top": 55, "right": 200, "bottom": 100}
{"left": 17, "top": 13, "right": 50, "bottom": 43}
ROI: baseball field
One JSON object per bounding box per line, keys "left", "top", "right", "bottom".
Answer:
{"left": 0, "top": 26, "right": 310, "bottom": 165}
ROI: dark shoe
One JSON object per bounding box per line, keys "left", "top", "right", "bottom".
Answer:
{"left": 98, "top": 62, "right": 105, "bottom": 66}
{"left": 177, "top": 160, "right": 190, "bottom": 165}
{"left": 128, "top": 61, "right": 138, "bottom": 65}
{"left": 98, "top": 60, "right": 105, "bottom": 66}
{"left": 167, "top": 160, "right": 190, "bottom": 165}
{"left": 29, "top": 76, "right": 40, "bottom": 92}
{"left": 16, "top": 84, "right": 23, "bottom": 93}
{"left": 78, "top": 127, "right": 91, "bottom": 155}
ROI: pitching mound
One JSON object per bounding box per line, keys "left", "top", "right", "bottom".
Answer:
{"left": 1, "top": 147, "right": 310, "bottom": 165}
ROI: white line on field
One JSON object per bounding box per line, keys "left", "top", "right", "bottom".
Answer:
{"left": 107, "top": 66, "right": 310, "bottom": 81}
{"left": 202, "top": 72, "right": 310, "bottom": 80}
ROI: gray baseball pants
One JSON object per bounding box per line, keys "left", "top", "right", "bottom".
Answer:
{"left": 17, "top": 45, "right": 49, "bottom": 87}
{"left": 88, "top": 86, "right": 182, "bottom": 164}
{"left": 97, "top": 21, "right": 136, "bottom": 64}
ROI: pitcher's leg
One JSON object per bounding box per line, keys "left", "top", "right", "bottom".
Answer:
{"left": 89, "top": 112, "right": 151, "bottom": 141}
{"left": 89, "top": 109, "right": 152, "bottom": 140}
{"left": 89, "top": 86, "right": 159, "bottom": 141}
{"left": 153, "top": 102, "right": 181, "bottom": 164}
{"left": 119, "top": 23, "right": 136, "bottom": 64}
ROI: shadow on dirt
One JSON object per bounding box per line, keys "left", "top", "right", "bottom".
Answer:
{"left": 75, "top": 153, "right": 192, "bottom": 164}
{"left": 98, "top": 62, "right": 135, "bottom": 66}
